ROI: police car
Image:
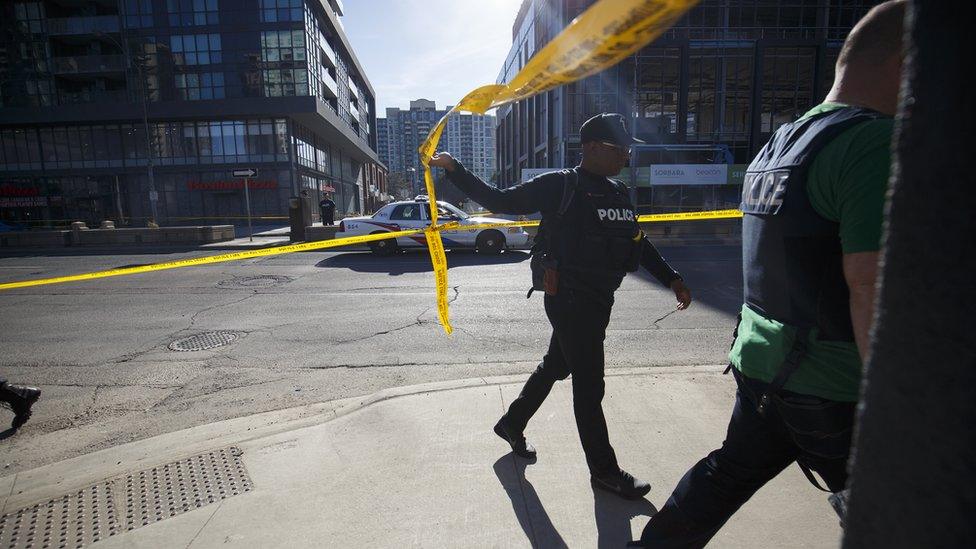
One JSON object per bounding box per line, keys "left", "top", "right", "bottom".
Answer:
{"left": 336, "top": 196, "right": 530, "bottom": 255}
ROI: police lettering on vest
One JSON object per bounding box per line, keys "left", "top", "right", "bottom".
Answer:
{"left": 741, "top": 170, "right": 790, "bottom": 215}
{"left": 597, "top": 208, "right": 636, "bottom": 222}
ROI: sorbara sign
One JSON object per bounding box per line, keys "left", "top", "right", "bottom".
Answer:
{"left": 649, "top": 164, "right": 728, "bottom": 186}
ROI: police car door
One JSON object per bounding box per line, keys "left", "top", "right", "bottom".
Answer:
{"left": 389, "top": 203, "right": 426, "bottom": 247}
{"left": 435, "top": 202, "right": 470, "bottom": 247}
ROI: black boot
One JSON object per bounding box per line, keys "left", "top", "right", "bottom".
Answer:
{"left": 494, "top": 417, "right": 537, "bottom": 459}
{"left": 591, "top": 468, "right": 651, "bottom": 500}
{"left": 0, "top": 382, "right": 41, "bottom": 430}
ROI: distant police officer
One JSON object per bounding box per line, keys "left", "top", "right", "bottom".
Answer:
{"left": 319, "top": 195, "right": 337, "bottom": 226}
{"left": 429, "top": 113, "right": 692, "bottom": 499}
{"left": 633, "top": 2, "right": 906, "bottom": 546}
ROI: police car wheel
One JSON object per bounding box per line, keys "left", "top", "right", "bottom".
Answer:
{"left": 369, "top": 232, "right": 398, "bottom": 256}
{"left": 476, "top": 230, "right": 504, "bottom": 255}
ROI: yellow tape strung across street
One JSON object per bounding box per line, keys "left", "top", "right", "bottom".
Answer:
{"left": 1, "top": 0, "right": 705, "bottom": 337}
{"left": 0, "top": 207, "right": 736, "bottom": 292}
{"left": 0, "top": 230, "right": 422, "bottom": 291}
{"left": 418, "top": 0, "right": 699, "bottom": 333}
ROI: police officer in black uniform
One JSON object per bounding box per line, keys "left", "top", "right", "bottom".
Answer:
{"left": 632, "top": 2, "right": 906, "bottom": 546}
{"left": 319, "top": 195, "right": 336, "bottom": 226}
{"left": 429, "top": 113, "right": 692, "bottom": 499}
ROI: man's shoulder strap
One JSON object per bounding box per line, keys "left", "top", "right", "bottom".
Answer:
{"left": 556, "top": 168, "right": 578, "bottom": 216}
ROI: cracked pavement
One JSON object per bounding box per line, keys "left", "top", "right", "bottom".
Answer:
{"left": 0, "top": 245, "right": 741, "bottom": 473}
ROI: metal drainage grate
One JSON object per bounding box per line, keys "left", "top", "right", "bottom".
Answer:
{"left": 168, "top": 331, "right": 239, "bottom": 352}
{"left": 217, "top": 275, "right": 293, "bottom": 288}
{"left": 0, "top": 447, "right": 252, "bottom": 549}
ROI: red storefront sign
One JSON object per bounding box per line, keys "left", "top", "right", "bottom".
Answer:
{"left": 187, "top": 181, "right": 278, "bottom": 191}
{"left": 0, "top": 184, "right": 40, "bottom": 197}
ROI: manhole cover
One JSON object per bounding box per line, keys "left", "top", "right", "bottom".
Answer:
{"left": 168, "top": 331, "right": 239, "bottom": 352}
{"left": 217, "top": 275, "right": 293, "bottom": 288}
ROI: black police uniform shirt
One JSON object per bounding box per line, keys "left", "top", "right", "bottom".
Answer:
{"left": 444, "top": 159, "right": 679, "bottom": 293}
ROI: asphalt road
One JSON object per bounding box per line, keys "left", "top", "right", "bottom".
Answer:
{"left": 0, "top": 244, "right": 742, "bottom": 473}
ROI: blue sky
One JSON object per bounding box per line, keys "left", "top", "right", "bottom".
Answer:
{"left": 341, "top": 0, "right": 525, "bottom": 115}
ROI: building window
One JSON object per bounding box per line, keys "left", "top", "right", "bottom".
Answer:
{"left": 13, "top": 2, "right": 45, "bottom": 33}
{"left": 260, "top": 0, "right": 303, "bottom": 22}
{"left": 167, "top": 0, "right": 219, "bottom": 26}
{"left": 123, "top": 0, "right": 154, "bottom": 28}
{"left": 759, "top": 47, "right": 816, "bottom": 135}
{"left": 260, "top": 30, "right": 306, "bottom": 62}
{"left": 175, "top": 72, "right": 225, "bottom": 100}
{"left": 24, "top": 79, "right": 54, "bottom": 107}
{"left": 170, "top": 33, "right": 222, "bottom": 65}
{"left": 262, "top": 69, "right": 308, "bottom": 97}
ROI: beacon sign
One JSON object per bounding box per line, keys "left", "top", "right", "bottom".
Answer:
{"left": 649, "top": 164, "right": 729, "bottom": 186}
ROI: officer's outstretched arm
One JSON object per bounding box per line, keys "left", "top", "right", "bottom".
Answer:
{"left": 432, "top": 152, "right": 554, "bottom": 215}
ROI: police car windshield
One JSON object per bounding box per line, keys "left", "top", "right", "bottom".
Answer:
{"left": 422, "top": 202, "right": 468, "bottom": 220}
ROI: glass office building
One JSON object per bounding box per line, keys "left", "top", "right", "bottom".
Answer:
{"left": 0, "top": 0, "right": 386, "bottom": 227}
{"left": 495, "top": 0, "right": 883, "bottom": 212}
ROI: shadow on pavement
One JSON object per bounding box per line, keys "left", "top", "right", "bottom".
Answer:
{"left": 631, "top": 244, "right": 743, "bottom": 317}
{"left": 592, "top": 486, "right": 657, "bottom": 548}
{"left": 493, "top": 454, "right": 568, "bottom": 548}
{"left": 316, "top": 249, "right": 530, "bottom": 275}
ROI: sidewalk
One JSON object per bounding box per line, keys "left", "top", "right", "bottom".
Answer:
{"left": 0, "top": 367, "right": 840, "bottom": 548}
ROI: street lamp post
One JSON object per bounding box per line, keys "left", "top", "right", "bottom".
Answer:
{"left": 95, "top": 31, "right": 159, "bottom": 227}
{"left": 406, "top": 167, "right": 417, "bottom": 197}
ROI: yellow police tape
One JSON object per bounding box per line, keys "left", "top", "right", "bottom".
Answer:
{"left": 418, "top": 0, "right": 699, "bottom": 333}
{"left": 0, "top": 230, "right": 423, "bottom": 291}
{"left": 0, "top": 207, "right": 740, "bottom": 292}
{"left": 0, "top": 0, "right": 704, "bottom": 338}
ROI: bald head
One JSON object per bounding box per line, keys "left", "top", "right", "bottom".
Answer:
{"left": 827, "top": 0, "right": 908, "bottom": 115}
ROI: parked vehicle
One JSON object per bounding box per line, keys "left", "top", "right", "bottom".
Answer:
{"left": 336, "top": 196, "right": 530, "bottom": 256}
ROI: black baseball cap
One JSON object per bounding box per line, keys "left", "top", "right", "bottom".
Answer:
{"left": 580, "top": 113, "right": 644, "bottom": 147}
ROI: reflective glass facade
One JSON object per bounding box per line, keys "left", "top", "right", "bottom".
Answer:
{"left": 0, "top": 0, "right": 385, "bottom": 227}
{"left": 496, "top": 0, "right": 882, "bottom": 212}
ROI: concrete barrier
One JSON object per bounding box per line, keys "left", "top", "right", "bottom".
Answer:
{"left": 304, "top": 225, "right": 340, "bottom": 242}
{"left": 0, "top": 231, "right": 71, "bottom": 248}
{"left": 0, "top": 225, "right": 235, "bottom": 248}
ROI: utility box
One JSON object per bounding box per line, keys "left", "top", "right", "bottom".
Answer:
{"left": 288, "top": 195, "right": 314, "bottom": 242}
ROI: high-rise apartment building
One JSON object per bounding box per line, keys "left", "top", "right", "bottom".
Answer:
{"left": 0, "top": 0, "right": 387, "bottom": 227}
{"left": 495, "top": 0, "right": 883, "bottom": 212}
{"left": 377, "top": 99, "right": 495, "bottom": 199}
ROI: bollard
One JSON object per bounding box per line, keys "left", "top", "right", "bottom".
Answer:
{"left": 100, "top": 221, "right": 116, "bottom": 229}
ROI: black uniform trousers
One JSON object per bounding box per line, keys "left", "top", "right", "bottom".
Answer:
{"left": 321, "top": 209, "right": 335, "bottom": 226}
{"left": 501, "top": 286, "right": 619, "bottom": 476}
{"left": 637, "top": 368, "right": 855, "bottom": 548}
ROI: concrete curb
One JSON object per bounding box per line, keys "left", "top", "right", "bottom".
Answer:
{"left": 0, "top": 364, "right": 726, "bottom": 513}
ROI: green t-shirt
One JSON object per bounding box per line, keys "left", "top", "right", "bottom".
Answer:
{"left": 730, "top": 102, "right": 894, "bottom": 402}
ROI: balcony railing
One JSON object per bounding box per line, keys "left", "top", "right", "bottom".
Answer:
{"left": 57, "top": 89, "right": 130, "bottom": 105}
{"left": 51, "top": 55, "right": 126, "bottom": 75}
{"left": 349, "top": 100, "right": 359, "bottom": 120}
{"left": 321, "top": 70, "right": 338, "bottom": 99}
{"left": 47, "top": 15, "right": 120, "bottom": 36}
{"left": 320, "top": 42, "right": 337, "bottom": 69}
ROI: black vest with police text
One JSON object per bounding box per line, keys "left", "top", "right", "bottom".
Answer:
{"left": 553, "top": 170, "right": 642, "bottom": 286}
{"left": 741, "top": 106, "right": 883, "bottom": 340}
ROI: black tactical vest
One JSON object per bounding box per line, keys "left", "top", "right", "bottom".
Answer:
{"left": 741, "top": 106, "right": 883, "bottom": 340}
{"left": 540, "top": 169, "right": 642, "bottom": 283}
